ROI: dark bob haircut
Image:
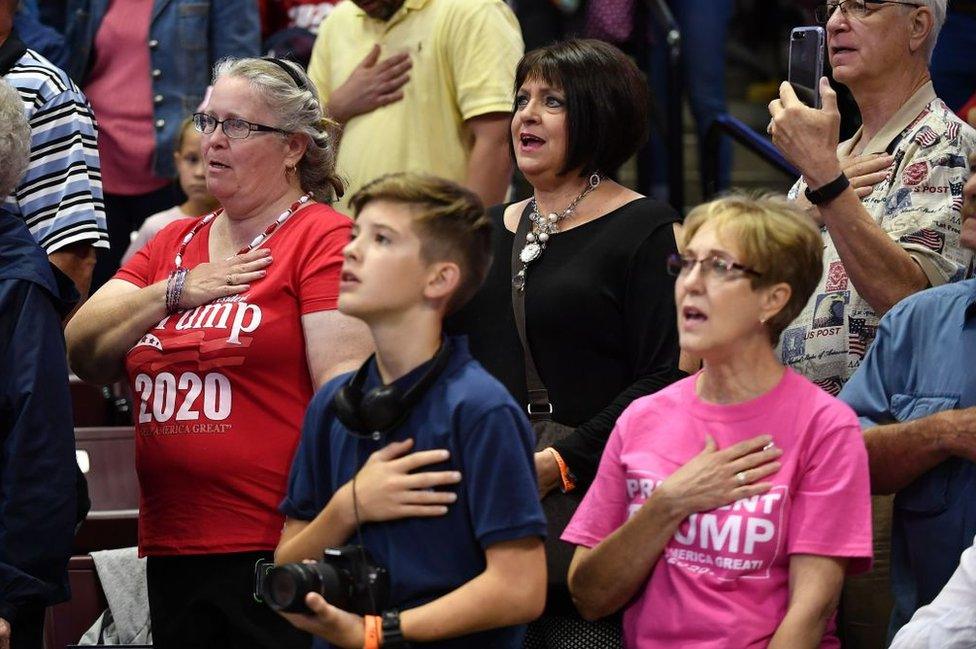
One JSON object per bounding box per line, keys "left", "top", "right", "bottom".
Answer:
{"left": 514, "top": 39, "right": 650, "bottom": 177}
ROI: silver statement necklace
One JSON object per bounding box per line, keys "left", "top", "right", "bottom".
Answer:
{"left": 513, "top": 173, "right": 601, "bottom": 291}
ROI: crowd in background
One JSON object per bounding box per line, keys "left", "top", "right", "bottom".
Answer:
{"left": 1, "top": 0, "right": 976, "bottom": 648}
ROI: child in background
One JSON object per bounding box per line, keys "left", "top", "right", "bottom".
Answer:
{"left": 121, "top": 117, "right": 218, "bottom": 263}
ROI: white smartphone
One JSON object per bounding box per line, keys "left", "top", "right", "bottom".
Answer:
{"left": 788, "top": 26, "right": 826, "bottom": 109}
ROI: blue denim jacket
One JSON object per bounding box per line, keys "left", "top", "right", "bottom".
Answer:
{"left": 63, "top": 0, "right": 259, "bottom": 179}
{"left": 840, "top": 279, "right": 976, "bottom": 641}
{"left": 14, "top": 0, "right": 69, "bottom": 69}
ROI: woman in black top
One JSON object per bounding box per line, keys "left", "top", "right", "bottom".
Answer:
{"left": 447, "top": 39, "right": 686, "bottom": 647}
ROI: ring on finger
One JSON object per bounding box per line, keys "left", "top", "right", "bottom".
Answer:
{"left": 226, "top": 274, "right": 234, "bottom": 286}
{"left": 735, "top": 470, "right": 748, "bottom": 486}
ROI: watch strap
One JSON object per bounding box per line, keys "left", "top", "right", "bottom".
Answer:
{"left": 381, "top": 609, "right": 409, "bottom": 648}
{"left": 804, "top": 172, "right": 850, "bottom": 206}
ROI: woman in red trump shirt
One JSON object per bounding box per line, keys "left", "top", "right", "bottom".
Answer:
{"left": 66, "top": 58, "right": 371, "bottom": 649}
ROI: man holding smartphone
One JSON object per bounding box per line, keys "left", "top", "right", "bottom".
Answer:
{"left": 768, "top": 0, "right": 975, "bottom": 645}
{"left": 768, "top": 0, "right": 973, "bottom": 394}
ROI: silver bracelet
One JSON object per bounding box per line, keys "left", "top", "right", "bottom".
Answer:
{"left": 165, "top": 268, "right": 188, "bottom": 314}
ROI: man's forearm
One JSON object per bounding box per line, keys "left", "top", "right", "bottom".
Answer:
{"left": 864, "top": 413, "right": 951, "bottom": 494}
{"left": 465, "top": 138, "right": 512, "bottom": 208}
{"left": 48, "top": 242, "right": 96, "bottom": 302}
{"left": 818, "top": 189, "right": 928, "bottom": 314}
{"left": 324, "top": 99, "right": 352, "bottom": 126}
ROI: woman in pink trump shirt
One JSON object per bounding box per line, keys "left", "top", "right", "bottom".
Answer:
{"left": 562, "top": 195, "right": 873, "bottom": 648}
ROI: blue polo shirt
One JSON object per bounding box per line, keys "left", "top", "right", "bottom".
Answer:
{"left": 281, "top": 336, "right": 546, "bottom": 648}
{"left": 839, "top": 279, "right": 976, "bottom": 640}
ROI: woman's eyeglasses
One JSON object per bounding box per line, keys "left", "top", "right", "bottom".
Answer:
{"left": 192, "top": 112, "right": 289, "bottom": 139}
{"left": 666, "top": 253, "right": 762, "bottom": 281}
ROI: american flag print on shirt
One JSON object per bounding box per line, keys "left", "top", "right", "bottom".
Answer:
{"left": 900, "top": 228, "right": 946, "bottom": 253}
{"left": 780, "top": 92, "right": 976, "bottom": 393}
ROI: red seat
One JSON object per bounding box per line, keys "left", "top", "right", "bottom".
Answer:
{"left": 69, "top": 376, "right": 107, "bottom": 427}
{"left": 69, "top": 377, "right": 135, "bottom": 427}
{"left": 74, "top": 427, "right": 139, "bottom": 553}
{"left": 43, "top": 429, "right": 146, "bottom": 648}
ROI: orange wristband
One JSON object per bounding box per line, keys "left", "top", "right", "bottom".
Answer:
{"left": 363, "top": 614, "right": 382, "bottom": 649}
{"left": 546, "top": 447, "right": 576, "bottom": 493}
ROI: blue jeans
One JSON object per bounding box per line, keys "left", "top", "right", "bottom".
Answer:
{"left": 931, "top": 10, "right": 976, "bottom": 112}
{"left": 647, "top": 0, "right": 734, "bottom": 199}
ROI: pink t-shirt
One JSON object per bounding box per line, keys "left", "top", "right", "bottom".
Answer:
{"left": 562, "top": 369, "right": 872, "bottom": 649}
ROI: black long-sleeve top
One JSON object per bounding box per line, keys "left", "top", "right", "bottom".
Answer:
{"left": 447, "top": 198, "right": 686, "bottom": 489}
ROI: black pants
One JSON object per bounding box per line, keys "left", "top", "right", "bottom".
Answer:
{"left": 8, "top": 605, "right": 44, "bottom": 649}
{"left": 146, "top": 551, "right": 311, "bottom": 649}
{"left": 91, "top": 183, "right": 179, "bottom": 291}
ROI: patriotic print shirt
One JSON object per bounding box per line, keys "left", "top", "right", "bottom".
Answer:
{"left": 780, "top": 82, "right": 976, "bottom": 395}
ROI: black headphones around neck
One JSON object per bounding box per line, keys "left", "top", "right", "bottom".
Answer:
{"left": 333, "top": 340, "right": 453, "bottom": 440}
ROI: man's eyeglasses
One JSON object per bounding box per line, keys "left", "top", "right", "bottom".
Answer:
{"left": 192, "top": 112, "right": 289, "bottom": 139}
{"left": 816, "top": 0, "right": 921, "bottom": 24}
{"left": 666, "top": 253, "right": 762, "bottom": 282}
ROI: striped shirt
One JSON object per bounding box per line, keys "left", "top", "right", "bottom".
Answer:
{"left": 2, "top": 47, "right": 107, "bottom": 254}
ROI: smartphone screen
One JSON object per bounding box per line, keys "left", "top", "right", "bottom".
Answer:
{"left": 788, "top": 26, "right": 825, "bottom": 109}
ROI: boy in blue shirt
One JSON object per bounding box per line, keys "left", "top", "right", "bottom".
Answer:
{"left": 276, "top": 173, "right": 547, "bottom": 648}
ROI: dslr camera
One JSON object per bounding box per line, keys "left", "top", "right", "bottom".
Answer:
{"left": 257, "top": 545, "right": 390, "bottom": 615}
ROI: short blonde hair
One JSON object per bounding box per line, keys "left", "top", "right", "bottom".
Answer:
{"left": 349, "top": 173, "right": 492, "bottom": 315}
{"left": 681, "top": 194, "right": 823, "bottom": 345}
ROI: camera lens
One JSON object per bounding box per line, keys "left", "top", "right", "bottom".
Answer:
{"left": 268, "top": 569, "right": 300, "bottom": 607}
{"left": 263, "top": 564, "right": 322, "bottom": 612}
{"left": 262, "top": 562, "right": 348, "bottom": 612}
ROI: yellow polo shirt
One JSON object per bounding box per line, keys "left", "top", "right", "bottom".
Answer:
{"left": 308, "top": 0, "right": 523, "bottom": 210}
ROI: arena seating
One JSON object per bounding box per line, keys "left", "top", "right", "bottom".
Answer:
{"left": 45, "top": 425, "right": 141, "bottom": 648}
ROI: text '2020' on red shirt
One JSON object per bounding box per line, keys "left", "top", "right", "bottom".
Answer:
{"left": 115, "top": 203, "right": 351, "bottom": 556}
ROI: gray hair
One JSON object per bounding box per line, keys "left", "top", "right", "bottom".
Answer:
{"left": 0, "top": 80, "right": 30, "bottom": 201}
{"left": 915, "top": 0, "right": 947, "bottom": 62}
{"left": 212, "top": 57, "right": 344, "bottom": 200}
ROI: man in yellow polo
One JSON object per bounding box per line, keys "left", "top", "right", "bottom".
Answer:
{"left": 308, "top": 0, "right": 522, "bottom": 211}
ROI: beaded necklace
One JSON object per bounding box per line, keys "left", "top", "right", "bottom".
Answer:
{"left": 512, "top": 174, "right": 600, "bottom": 291}
{"left": 172, "top": 193, "right": 312, "bottom": 269}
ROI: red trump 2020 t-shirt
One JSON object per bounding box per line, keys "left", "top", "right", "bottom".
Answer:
{"left": 115, "top": 203, "right": 350, "bottom": 556}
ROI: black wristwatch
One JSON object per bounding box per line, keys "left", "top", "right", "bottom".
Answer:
{"left": 804, "top": 172, "right": 850, "bottom": 206}
{"left": 381, "top": 609, "right": 410, "bottom": 648}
